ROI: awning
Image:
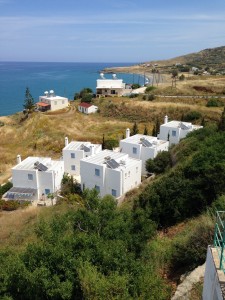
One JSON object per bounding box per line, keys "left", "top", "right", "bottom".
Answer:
{"left": 36, "top": 102, "right": 50, "bottom": 107}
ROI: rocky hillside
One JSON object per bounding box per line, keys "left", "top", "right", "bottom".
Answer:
{"left": 104, "top": 46, "right": 225, "bottom": 74}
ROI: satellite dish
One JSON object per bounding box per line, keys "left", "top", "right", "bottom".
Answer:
{"left": 100, "top": 73, "right": 104, "bottom": 79}
{"left": 112, "top": 73, "right": 117, "bottom": 79}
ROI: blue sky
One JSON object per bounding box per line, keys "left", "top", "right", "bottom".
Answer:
{"left": 0, "top": 0, "right": 225, "bottom": 62}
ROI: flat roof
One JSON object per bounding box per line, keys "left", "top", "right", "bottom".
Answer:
{"left": 120, "top": 134, "right": 168, "bottom": 147}
{"left": 161, "top": 121, "right": 203, "bottom": 130}
{"left": 12, "top": 157, "right": 63, "bottom": 172}
{"left": 63, "top": 141, "right": 101, "bottom": 151}
{"left": 161, "top": 121, "right": 192, "bottom": 128}
{"left": 81, "top": 150, "right": 140, "bottom": 170}
{"left": 40, "top": 95, "right": 68, "bottom": 101}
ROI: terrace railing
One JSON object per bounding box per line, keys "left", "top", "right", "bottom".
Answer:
{"left": 214, "top": 211, "right": 225, "bottom": 273}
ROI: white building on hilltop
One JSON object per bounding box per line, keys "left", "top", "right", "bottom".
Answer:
{"left": 80, "top": 150, "right": 142, "bottom": 198}
{"left": 37, "top": 90, "right": 69, "bottom": 111}
{"left": 120, "top": 129, "right": 169, "bottom": 174}
{"left": 5, "top": 155, "right": 64, "bottom": 202}
{"left": 63, "top": 137, "right": 102, "bottom": 177}
{"left": 96, "top": 73, "right": 129, "bottom": 97}
{"left": 157, "top": 115, "right": 203, "bottom": 146}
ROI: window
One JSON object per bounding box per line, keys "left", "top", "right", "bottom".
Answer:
{"left": 95, "top": 168, "right": 100, "bottom": 176}
{"left": 45, "top": 189, "right": 50, "bottom": 195}
{"left": 95, "top": 185, "right": 100, "bottom": 192}
{"left": 111, "top": 90, "right": 116, "bottom": 94}
{"left": 133, "top": 147, "right": 137, "bottom": 154}
{"left": 71, "top": 165, "right": 76, "bottom": 171}
{"left": 28, "top": 174, "right": 33, "bottom": 181}
{"left": 112, "top": 189, "right": 117, "bottom": 197}
{"left": 71, "top": 153, "right": 75, "bottom": 159}
{"left": 172, "top": 130, "right": 176, "bottom": 137}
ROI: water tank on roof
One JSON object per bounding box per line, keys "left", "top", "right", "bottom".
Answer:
{"left": 49, "top": 90, "right": 55, "bottom": 97}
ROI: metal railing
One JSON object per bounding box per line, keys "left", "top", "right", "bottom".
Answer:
{"left": 214, "top": 211, "right": 225, "bottom": 273}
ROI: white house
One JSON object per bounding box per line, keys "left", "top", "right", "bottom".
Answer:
{"left": 63, "top": 137, "right": 102, "bottom": 177}
{"left": 158, "top": 115, "right": 203, "bottom": 145}
{"left": 37, "top": 90, "right": 69, "bottom": 111}
{"left": 96, "top": 73, "right": 128, "bottom": 97}
{"left": 120, "top": 129, "right": 169, "bottom": 174}
{"left": 80, "top": 150, "right": 142, "bottom": 198}
{"left": 4, "top": 155, "right": 64, "bottom": 202}
{"left": 78, "top": 102, "right": 98, "bottom": 114}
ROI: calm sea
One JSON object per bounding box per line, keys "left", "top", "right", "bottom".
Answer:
{"left": 0, "top": 62, "right": 144, "bottom": 117}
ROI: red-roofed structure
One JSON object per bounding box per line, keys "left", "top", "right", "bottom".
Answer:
{"left": 78, "top": 103, "right": 98, "bottom": 114}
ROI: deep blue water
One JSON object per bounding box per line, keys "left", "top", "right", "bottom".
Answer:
{"left": 0, "top": 62, "right": 144, "bottom": 116}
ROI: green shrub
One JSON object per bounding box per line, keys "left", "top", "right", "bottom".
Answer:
{"left": 0, "top": 200, "right": 29, "bottom": 211}
{"left": 82, "top": 93, "right": 92, "bottom": 103}
{"left": 0, "top": 181, "right": 13, "bottom": 197}
{"left": 170, "top": 216, "right": 214, "bottom": 274}
{"left": 131, "top": 83, "right": 140, "bottom": 89}
{"left": 142, "top": 94, "right": 155, "bottom": 101}
{"left": 147, "top": 94, "right": 155, "bottom": 101}
{"left": 145, "top": 86, "right": 156, "bottom": 93}
{"left": 146, "top": 151, "right": 172, "bottom": 174}
{"left": 129, "top": 93, "right": 138, "bottom": 98}
{"left": 104, "top": 139, "right": 119, "bottom": 150}
{"left": 206, "top": 98, "right": 224, "bottom": 107}
{"left": 183, "top": 111, "right": 202, "bottom": 122}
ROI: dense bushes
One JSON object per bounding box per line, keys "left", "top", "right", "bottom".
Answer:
{"left": 135, "top": 127, "right": 225, "bottom": 228}
{"left": 0, "top": 199, "right": 29, "bottom": 211}
{"left": 146, "top": 151, "right": 172, "bottom": 174}
{"left": 182, "top": 111, "right": 202, "bottom": 122}
{"left": 0, "top": 181, "right": 13, "bottom": 198}
{"left": 0, "top": 191, "right": 169, "bottom": 299}
{"left": 206, "top": 97, "right": 224, "bottom": 107}
{"left": 170, "top": 214, "right": 214, "bottom": 275}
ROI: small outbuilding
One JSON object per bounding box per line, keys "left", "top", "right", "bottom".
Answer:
{"left": 78, "top": 102, "right": 98, "bottom": 114}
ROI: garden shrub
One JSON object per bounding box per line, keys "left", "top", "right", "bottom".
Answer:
{"left": 182, "top": 111, "right": 202, "bottom": 122}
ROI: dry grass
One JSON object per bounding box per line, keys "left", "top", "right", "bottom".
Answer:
{"left": 0, "top": 206, "right": 41, "bottom": 248}
{"left": 0, "top": 75, "right": 223, "bottom": 184}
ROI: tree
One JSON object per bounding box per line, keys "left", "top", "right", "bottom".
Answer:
{"left": 218, "top": 107, "right": 225, "bottom": 131}
{"left": 23, "top": 87, "right": 35, "bottom": 112}
{"left": 102, "top": 134, "right": 106, "bottom": 150}
{"left": 155, "top": 118, "right": 160, "bottom": 136}
{"left": 143, "top": 125, "right": 148, "bottom": 135}
{"left": 171, "top": 70, "right": 178, "bottom": 88}
{"left": 152, "top": 125, "right": 156, "bottom": 137}
{"left": 132, "top": 122, "right": 139, "bottom": 135}
{"left": 146, "top": 151, "right": 172, "bottom": 175}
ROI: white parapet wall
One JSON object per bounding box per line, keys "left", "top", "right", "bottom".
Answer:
{"left": 202, "top": 246, "right": 224, "bottom": 300}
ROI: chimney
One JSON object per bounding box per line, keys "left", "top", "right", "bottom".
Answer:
{"left": 90, "top": 145, "right": 95, "bottom": 156}
{"left": 126, "top": 128, "right": 130, "bottom": 138}
{"left": 164, "top": 115, "right": 168, "bottom": 124}
{"left": 65, "top": 137, "right": 69, "bottom": 147}
{"left": 16, "top": 154, "right": 21, "bottom": 164}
